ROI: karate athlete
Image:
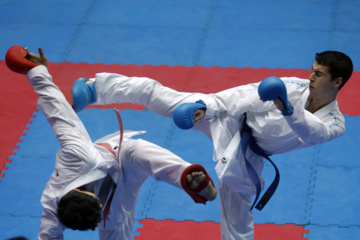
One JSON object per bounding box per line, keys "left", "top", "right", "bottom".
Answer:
{"left": 6, "top": 46, "right": 218, "bottom": 240}
{"left": 71, "top": 50, "right": 353, "bottom": 240}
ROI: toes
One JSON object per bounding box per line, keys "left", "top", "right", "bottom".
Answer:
{"left": 186, "top": 174, "right": 192, "bottom": 184}
{"left": 187, "top": 172, "right": 206, "bottom": 190}
{"left": 190, "top": 171, "right": 203, "bottom": 178}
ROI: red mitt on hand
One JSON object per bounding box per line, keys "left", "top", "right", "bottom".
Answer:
{"left": 5, "top": 45, "right": 37, "bottom": 74}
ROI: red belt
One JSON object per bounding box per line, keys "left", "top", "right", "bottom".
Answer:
{"left": 95, "top": 109, "right": 124, "bottom": 163}
{"left": 96, "top": 143, "right": 115, "bottom": 156}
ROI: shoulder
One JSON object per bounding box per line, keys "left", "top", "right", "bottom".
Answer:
{"left": 316, "top": 100, "right": 345, "bottom": 137}
{"left": 280, "top": 77, "right": 309, "bottom": 88}
{"left": 324, "top": 106, "right": 345, "bottom": 130}
{"left": 280, "top": 77, "right": 309, "bottom": 98}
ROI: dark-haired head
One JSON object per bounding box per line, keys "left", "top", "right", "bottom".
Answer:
{"left": 315, "top": 51, "right": 353, "bottom": 90}
{"left": 57, "top": 190, "right": 102, "bottom": 231}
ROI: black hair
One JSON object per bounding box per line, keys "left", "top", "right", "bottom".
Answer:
{"left": 57, "top": 190, "right": 102, "bottom": 231}
{"left": 315, "top": 51, "right": 353, "bottom": 90}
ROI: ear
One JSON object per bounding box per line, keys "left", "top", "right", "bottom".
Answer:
{"left": 333, "top": 77, "right": 343, "bottom": 89}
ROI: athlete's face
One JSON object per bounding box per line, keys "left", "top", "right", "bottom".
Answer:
{"left": 308, "top": 61, "right": 341, "bottom": 99}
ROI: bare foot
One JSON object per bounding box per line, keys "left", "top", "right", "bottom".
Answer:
{"left": 186, "top": 171, "right": 217, "bottom": 201}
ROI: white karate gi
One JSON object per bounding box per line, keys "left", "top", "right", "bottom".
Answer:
{"left": 91, "top": 73, "right": 345, "bottom": 240}
{"left": 26, "top": 66, "right": 191, "bottom": 240}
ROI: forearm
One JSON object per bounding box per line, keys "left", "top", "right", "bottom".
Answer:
{"left": 283, "top": 97, "right": 344, "bottom": 144}
{"left": 39, "top": 209, "right": 65, "bottom": 240}
{"left": 26, "top": 65, "right": 92, "bottom": 148}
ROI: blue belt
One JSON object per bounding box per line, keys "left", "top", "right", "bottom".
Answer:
{"left": 241, "top": 116, "right": 280, "bottom": 211}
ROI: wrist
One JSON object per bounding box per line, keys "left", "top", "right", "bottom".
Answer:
{"left": 281, "top": 102, "right": 294, "bottom": 116}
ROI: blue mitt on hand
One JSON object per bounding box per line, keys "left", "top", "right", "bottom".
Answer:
{"left": 72, "top": 78, "right": 97, "bottom": 112}
{"left": 258, "top": 76, "right": 294, "bottom": 116}
{"left": 173, "top": 100, "right": 207, "bottom": 130}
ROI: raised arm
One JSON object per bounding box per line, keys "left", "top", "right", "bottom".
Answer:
{"left": 258, "top": 76, "right": 345, "bottom": 144}
{"left": 25, "top": 47, "right": 93, "bottom": 152}
{"left": 283, "top": 94, "right": 345, "bottom": 144}
{"left": 21, "top": 47, "right": 98, "bottom": 239}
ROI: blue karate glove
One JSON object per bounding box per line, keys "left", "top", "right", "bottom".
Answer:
{"left": 173, "top": 100, "right": 207, "bottom": 130}
{"left": 72, "top": 78, "right": 97, "bottom": 112}
{"left": 258, "top": 76, "right": 294, "bottom": 116}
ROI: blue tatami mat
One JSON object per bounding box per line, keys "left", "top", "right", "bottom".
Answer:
{"left": 254, "top": 162, "right": 312, "bottom": 225}
{"left": 310, "top": 166, "right": 360, "bottom": 226}
{"left": 255, "top": 115, "right": 360, "bottom": 226}
{"left": 1, "top": 1, "right": 359, "bottom": 70}
{"left": 316, "top": 116, "right": 360, "bottom": 168}
{"left": 0, "top": 154, "right": 49, "bottom": 217}
{"left": 137, "top": 179, "right": 221, "bottom": 222}
{"left": 0, "top": 215, "right": 40, "bottom": 240}
{"left": 305, "top": 225, "right": 360, "bottom": 240}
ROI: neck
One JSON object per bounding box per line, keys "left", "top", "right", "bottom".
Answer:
{"left": 306, "top": 95, "right": 336, "bottom": 113}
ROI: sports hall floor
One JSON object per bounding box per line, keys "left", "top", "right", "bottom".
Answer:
{"left": 0, "top": 1, "right": 360, "bottom": 239}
